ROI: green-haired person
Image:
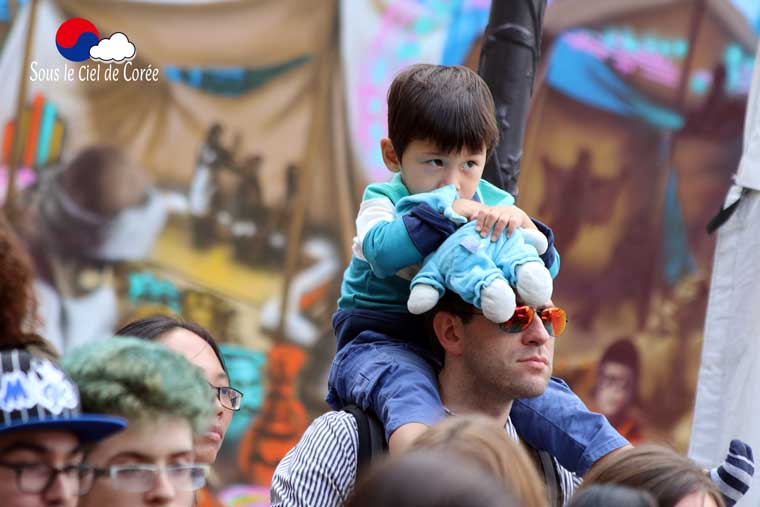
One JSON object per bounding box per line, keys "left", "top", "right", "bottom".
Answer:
{"left": 63, "top": 337, "right": 215, "bottom": 507}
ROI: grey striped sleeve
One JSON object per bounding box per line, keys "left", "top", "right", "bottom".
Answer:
{"left": 270, "top": 412, "right": 360, "bottom": 507}
{"left": 556, "top": 459, "right": 581, "bottom": 505}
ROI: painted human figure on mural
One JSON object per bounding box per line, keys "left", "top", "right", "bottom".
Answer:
{"left": 231, "top": 154, "right": 265, "bottom": 265}
{"left": 189, "top": 123, "right": 235, "bottom": 249}
{"left": 19, "top": 145, "right": 166, "bottom": 353}
{"left": 539, "top": 148, "right": 629, "bottom": 249}
{"left": 592, "top": 338, "right": 646, "bottom": 445}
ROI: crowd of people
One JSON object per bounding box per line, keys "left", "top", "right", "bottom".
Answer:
{"left": 0, "top": 62, "right": 755, "bottom": 507}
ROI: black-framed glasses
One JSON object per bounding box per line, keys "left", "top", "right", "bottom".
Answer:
{"left": 0, "top": 461, "right": 94, "bottom": 495}
{"left": 90, "top": 463, "right": 209, "bottom": 492}
{"left": 209, "top": 384, "right": 243, "bottom": 411}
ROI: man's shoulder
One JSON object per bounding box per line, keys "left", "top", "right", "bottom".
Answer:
{"left": 311, "top": 410, "right": 359, "bottom": 432}
{"left": 271, "top": 411, "right": 361, "bottom": 507}
{"left": 288, "top": 411, "right": 360, "bottom": 458}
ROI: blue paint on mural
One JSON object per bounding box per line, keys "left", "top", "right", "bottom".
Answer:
{"left": 219, "top": 344, "right": 266, "bottom": 443}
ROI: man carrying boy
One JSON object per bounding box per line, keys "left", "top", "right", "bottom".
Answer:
{"left": 272, "top": 291, "right": 627, "bottom": 507}
{"left": 326, "top": 63, "right": 619, "bottom": 458}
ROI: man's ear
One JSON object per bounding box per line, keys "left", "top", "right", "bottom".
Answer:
{"left": 433, "top": 311, "right": 466, "bottom": 356}
{"left": 380, "top": 138, "right": 402, "bottom": 173}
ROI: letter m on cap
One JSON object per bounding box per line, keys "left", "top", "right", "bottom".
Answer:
{"left": 0, "top": 373, "right": 34, "bottom": 413}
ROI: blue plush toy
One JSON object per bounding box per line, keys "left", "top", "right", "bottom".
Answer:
{"left": 396, "top": 190, "right": 554, "bottom": 323}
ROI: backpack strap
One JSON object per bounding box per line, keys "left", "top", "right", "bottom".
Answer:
{"left": 525, "top": 444, "right": 563, "bottom": 507}
{"left": 342, "top": 405, "right": 387, "bottom": 478}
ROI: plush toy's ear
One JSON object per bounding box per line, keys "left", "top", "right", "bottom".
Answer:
{"left": 521, "top": 228, "right": 548, "bottom": 255}
{"left": 408, "top": 284, "right": 440, "bottom": 314}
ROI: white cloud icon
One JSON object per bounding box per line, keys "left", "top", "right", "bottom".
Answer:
{"left": 89, "top": 32, "right": 136, "bottom": 63}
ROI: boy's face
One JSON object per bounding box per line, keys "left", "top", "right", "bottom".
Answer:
{"left": 381, "top": 138, "right": 487, "bottom": 198}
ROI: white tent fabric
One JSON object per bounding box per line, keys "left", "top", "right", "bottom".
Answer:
{"left": 689, "top": 41, "right": 760, "bottom": 507}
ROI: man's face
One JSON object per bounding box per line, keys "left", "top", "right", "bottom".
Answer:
{"left": 79, "top": 417, "right": 195, "bottom": 507}
{"left": 0, "top": 429, "right": 82, "bottom": 507}
{"left": 459, "top": 308, "right": 554, "bottom": 400}
{"left": 388, "top": 139, "right": 487, "bottom": 199}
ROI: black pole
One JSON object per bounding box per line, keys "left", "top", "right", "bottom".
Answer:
{"left": 478, "top": 0, "right": 546, "bottom": 198}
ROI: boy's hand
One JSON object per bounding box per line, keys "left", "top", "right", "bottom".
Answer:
{"left": 451, "top": 198, "right": 486, "bottom": 220}
{"left": 476, "top": 205, "right": 537, "bottom": 241}
{"left": 452, "top": 200, "right": 538, "bottom": 241}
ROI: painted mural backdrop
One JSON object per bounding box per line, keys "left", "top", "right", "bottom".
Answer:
{"left": 341, "top": 0, "right": 759, "bottom": 451}
{"left": 0, "top": 1, "right": 758, "bottom": 506}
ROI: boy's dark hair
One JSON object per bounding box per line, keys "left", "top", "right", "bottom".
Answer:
{"left": 387, "top": 64, "right": 499, "bottom": 160}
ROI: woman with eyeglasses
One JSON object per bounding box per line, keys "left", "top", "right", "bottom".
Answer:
{"left": 116, "top": 315, "right": 243, "bottom": 507}
{"left": 63, "top": 337, "right": 214, "bottom": 507}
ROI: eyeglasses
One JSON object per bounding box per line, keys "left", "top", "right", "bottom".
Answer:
{"left": 91, "top": 463, "right": 209, "bottom": 493}
{"left": 500, "top": 306, "right": 567, "bottom": 337}
{"left": 471, "top": 306, "right": 567, "bottom": 337}
{"left": 209, "top": 384, "right": 243, "bottom": 411}
{"left": 0, "top": 461, "right": 94, "bottom": 495}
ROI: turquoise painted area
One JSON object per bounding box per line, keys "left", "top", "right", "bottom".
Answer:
{"left": 164, "top": 55, "right": 310, "bottom": 97}
{"left": 219, "top": 344, "right": 266, "bottom": 443}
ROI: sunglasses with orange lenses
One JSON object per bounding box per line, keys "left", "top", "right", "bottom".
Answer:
{"left": 497, "top": 306, "right": 567, "bottom": 337}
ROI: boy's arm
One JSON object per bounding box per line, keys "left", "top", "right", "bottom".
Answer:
{"left": 531, "top": 218, "right": 560, "bottom": 278}
{"left": 358, "top": 186, "right": 462, "bottom": 278}
{"left": 510, "top": 377, "right": 629, "bottom": 475}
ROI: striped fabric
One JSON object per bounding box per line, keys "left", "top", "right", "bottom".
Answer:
{"left": 270, "top": 411, "right": 579, "bottom": 507}
{"left": 710, "top": 439, "right": 755, "bottom": 507}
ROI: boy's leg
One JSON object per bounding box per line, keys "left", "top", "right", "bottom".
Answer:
{"left": 510, "top": 377, "right": 630, "bottom": 475}
{"left": 327, "top": 336, "right": 444, "bottom": 450}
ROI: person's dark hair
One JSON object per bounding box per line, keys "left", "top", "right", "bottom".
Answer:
{"left": 580, "top": 444, "right": 725, "bottom": 507}
{"left": 116, "top": 315, "right": 227, "bottom": 374}
{"left": 345, "top": 451, "right": 517, "bottom": 507}
{"left": 387, "top": 64, "right": 499, "bottom": 160}
{"left": 569, "top": 484, "right": 657, "bottom": 507}
{"left": 430, "top": 290, "right": 475, "bottom": 324}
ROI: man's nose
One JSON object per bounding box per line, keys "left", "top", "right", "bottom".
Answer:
{"left": 521, "top": 313, "right": 550, "bottom": 346}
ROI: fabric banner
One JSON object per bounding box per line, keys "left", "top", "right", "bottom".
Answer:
{"left": 690, "top": 41, "right": 760, "bottom": 507}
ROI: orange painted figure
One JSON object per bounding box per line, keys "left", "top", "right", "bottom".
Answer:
{"left": 238, "top": 343, "right": 309, "bottom": 484}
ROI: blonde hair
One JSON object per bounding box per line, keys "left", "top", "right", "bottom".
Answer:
{"left": 412, "top": 415, "right": 548, "bottom": 507}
